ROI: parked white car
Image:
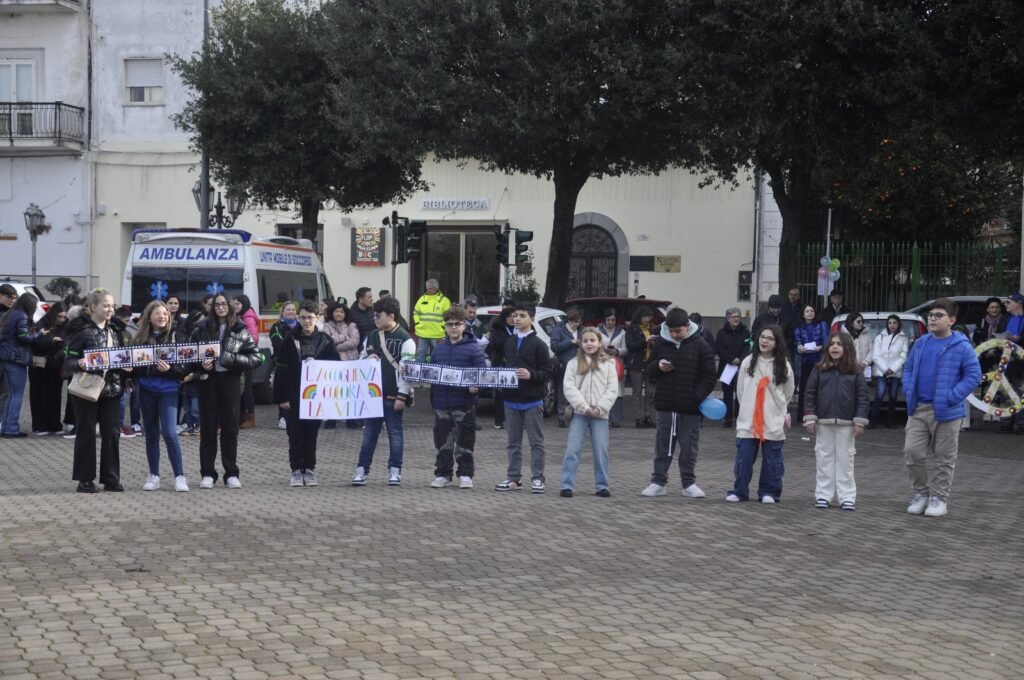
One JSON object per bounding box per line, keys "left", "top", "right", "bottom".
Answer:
{"left": 1, "top": 279, "right": 51, "bottom": 322}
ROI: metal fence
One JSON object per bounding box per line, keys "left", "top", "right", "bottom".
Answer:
{"left": 795, "top": 241, "right": 1021, "bottom": 312}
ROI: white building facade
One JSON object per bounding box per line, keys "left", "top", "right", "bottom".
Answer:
{"left": 4, "top": 0, "right": 783, "bottom": 321}
{"left": 0, "top": 1, "right": 91, "bottom": 288}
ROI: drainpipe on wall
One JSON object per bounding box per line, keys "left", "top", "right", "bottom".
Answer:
{"left": 751, "top": 168, "right": 762, "bottom": 314}
{"left": 86, "top": 0, "right": 95, "bottom": 289}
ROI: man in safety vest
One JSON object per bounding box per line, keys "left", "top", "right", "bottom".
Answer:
{"left": 413, "top": 278, "right": 451, "bottom": 362}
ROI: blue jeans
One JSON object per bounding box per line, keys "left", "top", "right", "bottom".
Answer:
{"left": 357, "top": 399, "right": 404, "bottom": 473}
{"left": 182, "top": 394, "right": 199, "bottom": 428}
{"left": 1, "top": 361, "right": 27, "bottom": 434}
{"left": 415, "top": 337, "right": 440, "bottom": 362}
{"left": 139, "top": 388, "right": 184, "bottom": 477}
{"left": 560, "top": 414, "right": 610, "bottom": 492}
{"left": 730, "top": 437, "right": 785, "bottom": 501}
{"left": 119, "top": 384, "right": 141, "bottom": 427}
{"left": 871, "top": 376, "right": 900, "bottom": 425}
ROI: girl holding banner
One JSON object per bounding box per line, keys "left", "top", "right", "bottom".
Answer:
{"left": 133, "top": 300, "right": 191, "bottom": 493}
{"left": 190, "top": 293, "right": 263, "bottom": 490}
{"left": 274, "top": 300, "right": 340, "bottom": 487}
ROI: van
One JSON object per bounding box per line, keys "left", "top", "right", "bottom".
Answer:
{"left": 122, "top": 228, "right": 334, "bottom": 402}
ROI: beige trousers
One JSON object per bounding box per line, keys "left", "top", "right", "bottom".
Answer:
{"left": 815, "top": 423, "right": 857, "bottom": 504}
{"left": 903, "top": 404, "right": 960, "bottom": 500}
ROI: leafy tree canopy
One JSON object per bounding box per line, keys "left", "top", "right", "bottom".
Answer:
{"left": 171, "top": 0, "right": 426, "bottom": 240}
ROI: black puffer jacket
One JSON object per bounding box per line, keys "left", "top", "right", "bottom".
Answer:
{"left": 63, "top": 315, "right": 127, "bottom": 399}
{"left": 802, "top": 367, "right": 870, "bottom": 425}
{"left": 715, "top": 322, "right": 750, "bottom": 379}
{"left": 645, "top": 323, "right": 717, "bottom": 414}
{"left": 272, "top": 328, "right": 339, "bottom": 403}
{"left": 190, "top": 319, "right": 263, "bottom": 374}
{"left": 502, "top": 331, "right": 552, "bottom": 405}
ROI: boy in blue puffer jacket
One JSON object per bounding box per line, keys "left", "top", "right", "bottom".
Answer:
{"left": 902, "top": 298, "right": 981, "bottom": 518}
{"left": 429, "top": 306, "right": 487, "bottom": 489}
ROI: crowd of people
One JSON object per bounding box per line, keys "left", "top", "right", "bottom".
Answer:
{"left": 1, "top": 279, "right": 1020, "bottom": 518}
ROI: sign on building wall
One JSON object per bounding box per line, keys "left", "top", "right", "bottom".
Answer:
{"left": 420, "top": 198, "right": 491, "bottom": 210}
{"left": 630, "top": 255, "right": 681, "bottom": 273}
{"left": 351, "top": 227, "right": 385, "bottom": 267}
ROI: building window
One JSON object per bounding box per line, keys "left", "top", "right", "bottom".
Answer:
{"left": 0, "top": 60, "right": 36, "bottom": 136}
{"left": 125, "top": 59, "right": 164, "bottom": 104}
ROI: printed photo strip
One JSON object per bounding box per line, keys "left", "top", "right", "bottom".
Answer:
{"left": 81, "top": 342, "right": 220, "bottom": 369}
{"left": 402, "top": 362, "right": 518, "bottom": 388}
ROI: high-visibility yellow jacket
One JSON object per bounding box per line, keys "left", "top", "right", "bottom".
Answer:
{"left": 413, "top": 292, "right": 451, "bottom": 339}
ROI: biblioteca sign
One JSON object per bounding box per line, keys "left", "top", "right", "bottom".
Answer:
{"left": 421, "top": 198, "right": 491, "bottom": 211}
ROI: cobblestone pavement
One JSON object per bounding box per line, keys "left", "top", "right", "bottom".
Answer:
{"left": 1, "top": 393, "right": 1022, "bottom": 679}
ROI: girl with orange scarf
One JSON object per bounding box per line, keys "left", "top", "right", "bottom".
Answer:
{"left": 726, "top": 325, "right": 795, "bottom": 503}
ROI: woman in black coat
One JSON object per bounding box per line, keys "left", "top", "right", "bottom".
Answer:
{"left": 29, "top": 302, "right": 67, "bottom": 435}
{"left": 190, "top": 292, "right": 264, "bottom": 489}
{"left": 486, "top": 308, "right": 515, "bottom": 429}
{"left": 715, "top": 307, "right": 751, "bottom": 427}
{"left": 273, "top": 300, "right": 340, "bottom": 486}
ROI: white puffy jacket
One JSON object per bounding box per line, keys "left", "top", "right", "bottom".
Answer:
{"left": 872, "top": 330, "right": 909, "bottom": 378}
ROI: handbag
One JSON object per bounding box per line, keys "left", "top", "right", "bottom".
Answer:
{"left": 32, "top": 356, "right": 47, "bottom": 369}
{"left": 68, "top": 327, "right": 110, "bottom": 402}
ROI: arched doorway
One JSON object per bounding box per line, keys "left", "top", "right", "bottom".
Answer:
{"left": 568, "top": 225, "right": 618, "bottom": 298}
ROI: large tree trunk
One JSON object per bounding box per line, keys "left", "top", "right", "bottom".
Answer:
{"left": 299, "top": 197, "right": 320, "bottom": 245}
{"left": 762, "top": 157, "right": 816, "bottom": 298}
{"left": 541, "top": 166, "right": 589, "bottom": 309}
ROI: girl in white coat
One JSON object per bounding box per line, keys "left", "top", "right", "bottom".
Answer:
{"left": 870, "top": 315, "right": 909, "bottom": 427}
{"left": 559, "top": 327, "right": 619, "bottom": 497}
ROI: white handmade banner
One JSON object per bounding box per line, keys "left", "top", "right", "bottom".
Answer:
{"left": 299, "top": 359, "right": 384, "bottom": 420}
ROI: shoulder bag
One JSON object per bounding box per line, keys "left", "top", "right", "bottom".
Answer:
{"left": 68, "top": 327, "right": 110, "bottom": 402}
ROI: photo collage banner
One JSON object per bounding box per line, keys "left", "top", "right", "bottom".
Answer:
{"left": 83, "top": 342, "right": 221, "bottom": 370}
{"left": 402, "top": 361, "right": 519, "bottom": 388}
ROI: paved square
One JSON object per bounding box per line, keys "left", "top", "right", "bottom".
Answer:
{"left": 1, "top": 396, "right": 1022, "bottom": 679}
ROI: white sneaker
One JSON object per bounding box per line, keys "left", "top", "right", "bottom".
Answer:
{"left": 351, "top": 466, "right": 367, "bottom": 486}
{"left": 132, "top": 423, "right": 143, "bottom": 435}
{"left": 531, "top": 479, "right": 545, "bottom": 494}
{"left": 640, "top": 483, "right": 666, "bottom": 497}
{"left": 176, "top": 423, "right": 187, "bottom": 434}
{"left": 459, "top": 476, "right": 473, "bottom": 489}
{"left": 290, "top": 470, "right": 304, "bottom": 487}
{"left": 388, "top": 467, "right": 401, "bottom": 486}
{"left": 225, "top": 476, "right": 242, "bottom": 489}
{"left": 199, "top": 476, "right": 215, "bottom": 489}
{"left": 174, "top": 476, "right": 189, "bottom": 492}
{"left": 761, "top": 496, "right": 776, "bottom": 504}
{"left": 142, "top": 474, "right": 160, "bottom": 491}
{"left": 725, "top": 493, "right": 741, "bottom": 502}
{"left": 278, "top": 417, "right": 287, "bottom": 430}
{"left": 303, "top": 470, "right": 318, "bottom": 487}
{"left": 924, "top": 497, "right": 947, "bottom": 517}
{"left": 681, "top": 483, "right": 706, "bottom": 498}
{"left": 430, "top": 476, "right": 450, "bottom": 488}
{"left": 906, "top": 493, "right": 929, "bottom": 515}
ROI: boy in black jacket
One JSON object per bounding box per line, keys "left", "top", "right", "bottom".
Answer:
{"left": 494, "top": 303, "right": 552, "bottom": 493}
{"left": 640, "top": 308, "right": 717, "bottom": 499}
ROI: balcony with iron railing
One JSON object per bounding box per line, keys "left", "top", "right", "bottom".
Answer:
{"left": 0, "top": 102, "right": 85, "bottom": 155}
{"left": 0, "top": 0, "right": 81, "bottom": 13}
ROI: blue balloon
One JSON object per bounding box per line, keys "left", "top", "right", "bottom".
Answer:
{"left": 819, "top": 255, "right": 831, "bottom": 267}
{"left": 700, "top": 397, "right": 728, "bottom": 420}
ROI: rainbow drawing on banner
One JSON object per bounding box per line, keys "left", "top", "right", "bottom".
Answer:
{"left": 367, "top": 383, "right": 382, "bottom": 398}
{"left": 302, "top": 384, "right": 317, "bottom": 400}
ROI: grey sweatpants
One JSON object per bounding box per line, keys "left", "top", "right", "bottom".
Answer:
{"left": 505, "top": 405, "right": 546, "bottom": 482}
{"left": 650, "top": 411, "right": 701, "bottom": 488}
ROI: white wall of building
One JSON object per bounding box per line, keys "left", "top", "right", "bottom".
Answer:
{"left": 0, "top": 6, "right": 91, "bottom": 287}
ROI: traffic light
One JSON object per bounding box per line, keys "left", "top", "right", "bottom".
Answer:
{"left": 392, "top": 220, "right": 408, "bottom": 264}
{"left": 407, "top": 220, "right": 426, "bottom": 260}
{"left": 514, "top": 229, "right": 533, "bottom": 265}
{"left": 495, "top": 226, "right": 510, "bottom": 265}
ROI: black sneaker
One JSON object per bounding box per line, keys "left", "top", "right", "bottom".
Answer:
{"left": 635, "top": 419, "right": 645, "bottom": 428}
{"left": 643, "top": 417, "right": 655, "bottom": 428}
{"left": 595, "top": 489, "right": 611, "bottom": 498}
{"left": 76, "top": 481, "right": 99, "bottom": 493}
{"left": 560, "top": 489, "right": 573, "bottom": 498}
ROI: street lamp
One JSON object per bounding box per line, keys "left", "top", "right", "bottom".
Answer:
{"left": 192, "top": 180, "right": 246, "bottom": 228}
{"left": 23, "top": 203, "right": 51, "bottom": 287}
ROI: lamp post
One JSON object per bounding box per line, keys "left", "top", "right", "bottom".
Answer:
{"left": 192, "top": 181, "right": 246, "bottom": 228}
{"left": 23, "top": 203, "right": 50, "bottom": 287}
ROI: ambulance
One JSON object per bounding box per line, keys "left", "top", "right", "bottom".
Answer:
{"left": 122, "top": 228, "right": 333, "bottom": 402}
